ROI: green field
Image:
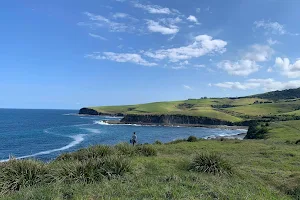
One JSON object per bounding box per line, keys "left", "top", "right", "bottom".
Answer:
{"left": 2, "top": 120, "right": 300, "bottom": 199}
{"left": 87, "top": 96, "right": 300, "bottom": 123}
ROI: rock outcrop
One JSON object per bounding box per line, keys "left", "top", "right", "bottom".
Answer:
{"left": 121, "top": 114, "right": 241, "bottom": 126}
{"left": 78, "top": 108, "right": 123, "bottom": 116}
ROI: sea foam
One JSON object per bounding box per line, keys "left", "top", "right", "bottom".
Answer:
{"left": 0, "top": 134, "right": 86, "bottom": 162}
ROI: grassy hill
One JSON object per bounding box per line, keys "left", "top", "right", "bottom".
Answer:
{"left": 2, "top": 120, "right": 300, "bottom": 199}
{"left": 83, "top": 88, "right": 300, "bottom": 124}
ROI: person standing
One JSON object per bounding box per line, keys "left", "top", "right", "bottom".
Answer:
{"left": 131, "top": 132, "right": 137, "bottom": 146}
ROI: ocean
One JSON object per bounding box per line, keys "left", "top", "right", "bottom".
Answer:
{"left": 0, "top": 109, "right": 247, "bottom": 162}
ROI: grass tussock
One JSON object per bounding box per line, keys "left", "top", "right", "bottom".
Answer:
{"left": 52, "top": 156, "right": 131, "bottom": 184}
{"left": 0, "top": 159, "right": 51, "bottom": 194}
{"left": 56, "top": 145, "right": 114, "bottom": 161}
{"left": 188, "top": 153, "right": 233, "bottom": 176}
{"left": 135, "top": 145, "right": 157, "bottom": 157}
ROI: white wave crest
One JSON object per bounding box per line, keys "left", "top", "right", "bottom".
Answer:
{"left": 80, "top": 128, "right": 101, "bottom": 134}
{"left": 94, "top": 120, "right": 111, "bottom": 125}
{"left": 0, "top": 134, "right": 86, "bottom": 162}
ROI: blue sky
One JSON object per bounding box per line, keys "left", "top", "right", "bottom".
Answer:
{"left": 1, "top": 0, "right": 300, "bottom": 109}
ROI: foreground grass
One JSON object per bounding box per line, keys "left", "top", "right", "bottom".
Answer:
{"left": 1, "top": 122, "right": 300, "bottom": 199}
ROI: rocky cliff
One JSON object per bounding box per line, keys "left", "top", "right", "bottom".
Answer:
{"left": 121, "top": 114, "right": 247, "bottom": 126}
{"left": 78, "top": 108, "right": 123, "bottom": 116}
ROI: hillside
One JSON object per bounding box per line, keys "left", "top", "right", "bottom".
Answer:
{"left": 79, "top": 88, "right": 300, "bottom": 125}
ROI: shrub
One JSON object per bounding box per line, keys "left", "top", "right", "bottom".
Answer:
{"left": 188, "top": 153, "right": 233, "bottom": 176}
{"left": 56, "top": 145, "right": 114, "bottom": 161}
{"left": 295, "top": 139, "right": 300, "bottom": 145}
{"left": 0, "top": 159, "right": 50, "bottom": 193}
{"left": 245, "top": 122, "right": 268, "bottom": 139}
{"left": 52, "top": 156, "right": 131, "bottom": 183}
{"left": 154, "top": 140, "right": 163, "bottom": 145}
{"left": 115, "top": 143, "right": 136, "bottom": 156}
{"left": 187, "top": 136, "right": 197, "bottom": 142}
{"left": 135, "top": 145, "right": 157, "bottom": 157}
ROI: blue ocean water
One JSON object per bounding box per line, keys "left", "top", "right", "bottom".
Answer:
{"left": 0, "top": 109, "right": 247, "bottom": 162}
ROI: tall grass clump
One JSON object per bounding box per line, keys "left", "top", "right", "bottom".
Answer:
{"left": 56, "top": 145, "right": 114, "bottom": 161}
{"left": 188, "top": 153, "right": 233, "bottom": 176}
{"left": 0, "top": 159, "right": 50, "bottom": 194}
{"left": 52, "top": 156, "right": 131, "bottom": 184}
{"left": 135, "top": 145, "right": 157, "bottom": 156}
{"left": 115, "top": 143, "right": 136, "bottom": 156}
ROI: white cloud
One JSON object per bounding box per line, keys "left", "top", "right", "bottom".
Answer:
{"left": 82, "top": 12, "right": 132, "bottom": 32}
{"left": 147, "top": 20, "right": 179, "bottom": 35}
{"left": 113, "top": 12, "right": 129, "bottom": 19}
{"left": 112, "top": 12, "right": 139, "bottom": 22}
{"left": 267, "top": 67, "right": 273, "bottom": 72}
{"left": 88, "top": 33, "right": 108, "bottom": 41}
{"left": 133, "top": 2, "right": 172, "bottom": 14}
{"left": 254, "top": 20, "right": 286, "bottom": 35}
{"left": 218, "top": 60, "right": 259, "bottom": 76}
{"left": 218, "top": 44, "right": 273, "bottom": 76}
{"left": 196, "top": 8, "right": 201, "bottom": 13}
{"left": 183, "top": 85, "right": 193, "bottom": 90}
{"left": 187, "top": 15, "right": 199, "bottom": 24}
{"left": 86, "top": 52, "right": 157, "bottom": 66}
{"left": 243, "top": 44, "right": 274, "bottom": 62}
{"left": 145, "top": 35, "right": 227, "bottom": 62}
{"left": 194, "top": 64, "right": 206, "bottom": 68}
{"left": 254, "top": 20, "right": 298, "bottom": 36}
{"left": 215, "top": 79, "right": 300, "bottom": 91}
{"left": 267, "top": 38, "right": 279, "bottom": 45}
{"left": 275, "top": 57, "right": 300, "bottom": 78}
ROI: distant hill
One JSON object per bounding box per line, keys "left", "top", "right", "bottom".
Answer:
{"left": 248, "top": 87, "right": 300, "bottom": 101}
{"left": 79, "top": 87, "right": 300, "bottom": 125}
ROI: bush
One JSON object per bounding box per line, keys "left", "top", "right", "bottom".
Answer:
{"left": 154, "top": 140, "right": 163, "bottom": 145}
{"left": 56, "top": 145, "right": 114, "bottom": 161}
{"left": 167, "top": 139, "right": 186, "bottom": 144}
{"left": 296, "top": 139, "right": 300, "bottom": 145}
{"left": 52, "top": 156, "right": 131, "bottom": 183}
{"left": 135, "top": 145, "right": 157, "bottom": 157}
{"left": 188, "top": 153, "right": 233, "bottom": 176}
{"left": 245, "top": 122, "right": 268, "bottom": 139}
{"left": 187, "top": 136, "right": 197, "bottom": 142}
{"left": 0, "top": 159, "right": 51, "bottom": 193}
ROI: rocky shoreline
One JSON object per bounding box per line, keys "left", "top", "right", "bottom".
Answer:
{"left": 104, "top": 120, "right": 248, "bottom": 130}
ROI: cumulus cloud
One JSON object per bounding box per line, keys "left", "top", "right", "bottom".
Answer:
{"left": 187, "top": 15, "right": 199, "bottom": 24}
{"left": 145, "top": 35, "right": 227, "bottom": 62}
{"left": 275, "top": 57, "right": 300, "bottom": 78}
{"left": 86, "top": 52, "right": 157, "bottom": 66}
{"left": 218, "top": 44, "right": 273, "bottom": 76}
{"left": 243, "top": 44, "right": 274, "bottom": 62}
{"left": 215, "top": 79, "right": 300, "bottom": 91}
{"left": 133, "top": 2, "right": 172, "bottom": 14}
{"left": 147, "top": 20, "right": 179, "bottom": 35}
{"left": 183, "top": 85, "right": 193, "bottom": 90}
{"left": 88, "top": 33, "right": 107, "bottom": 41}
{"left": 218, "top": 60, "right": 259, "bottom": 76}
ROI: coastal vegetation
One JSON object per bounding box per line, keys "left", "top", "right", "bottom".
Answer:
{"left": 1, "top": 120, "right": 300, "bottom": 199}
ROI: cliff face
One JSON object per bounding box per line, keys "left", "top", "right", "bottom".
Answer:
{"left": 78, "top": 108, "right": 123, "bottom": 116}
{"left": 121, "top": 114, "right": 241, "bottom": 126}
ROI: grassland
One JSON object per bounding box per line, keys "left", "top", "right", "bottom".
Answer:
{"left": 86, "top": 97, "right": 300, "bottom": 125}
{"left": 1, "top": 120, "right": 300, "bottom": 199}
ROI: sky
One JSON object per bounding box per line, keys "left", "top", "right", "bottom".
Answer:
{"left": 1, "top": 0, "right": 300, "bottom": 109}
